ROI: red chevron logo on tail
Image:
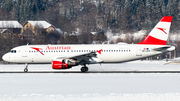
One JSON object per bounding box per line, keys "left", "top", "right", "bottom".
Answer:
{"left": 157, "top": 27, "right": 167, "bottom": 34}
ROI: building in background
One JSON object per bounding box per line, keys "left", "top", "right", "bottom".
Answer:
{"left": 21, "top": 21, "right": 63, "bottom": 36}
{"left": 0, "top": 21, "right": 23, "bottom": 37}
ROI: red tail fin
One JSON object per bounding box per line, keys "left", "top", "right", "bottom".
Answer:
{"left": 138, "top": 16, "right": 172, "bottom": 45}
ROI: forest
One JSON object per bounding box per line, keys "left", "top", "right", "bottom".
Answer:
{"left": 0, "top": 0, "right": 180, "bottom": 58}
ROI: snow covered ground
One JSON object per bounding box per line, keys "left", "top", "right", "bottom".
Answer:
{"left": 0, "top": 60, "right": 180, "bottom": 101}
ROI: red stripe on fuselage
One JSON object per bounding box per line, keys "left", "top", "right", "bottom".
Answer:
{"left": 138, "top": 35, "right": 166, "bottom": 45}
{"left": 31, "top": 47, "right": 44, "bottom": 55}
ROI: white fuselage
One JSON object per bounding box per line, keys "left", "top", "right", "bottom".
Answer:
{"left": 2, "top": 44, "right": 175, "bottom": 64}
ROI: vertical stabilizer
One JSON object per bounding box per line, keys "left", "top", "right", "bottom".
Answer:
{"left": 138, "top": 16, "right": 173, "bottom": 45}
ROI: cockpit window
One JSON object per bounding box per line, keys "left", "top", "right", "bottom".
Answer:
{"left": 10, "top": 50, "right": 16, "bottom": 53}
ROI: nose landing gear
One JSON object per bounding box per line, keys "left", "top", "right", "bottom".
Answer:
{"left": 24, "top": 63, "right": 28, "bottom": 72}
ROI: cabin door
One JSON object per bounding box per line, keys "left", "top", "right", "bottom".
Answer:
{"left": 136, "top": 46, "right": 142, "bottom": 56}
{"left": 22, "top": 47, "right": 28, "bottom": 57}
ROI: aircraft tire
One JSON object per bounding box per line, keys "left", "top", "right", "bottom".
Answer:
{"left": 81, "top": 67, "right": 88, "bottom": 72}
{"left": 24, "top": 68, "right": 28, "bottom": 72}
{"left": 85, "top": 67, "right": 89, "bottom": 71}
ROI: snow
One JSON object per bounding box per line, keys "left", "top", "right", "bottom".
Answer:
{"left": 0, "top": 21, "right": 23, "bottom": 28}
{"left": 0, "top": 29, "right": 7, "bottom": 33}
{"left": 106, "top": 30, "right": 146, "bottom": 43}
{"left": 116, "top": 30, "right": 146, "bottom": 40}
{"left": 28, "top": 21, "right": 52, "bottom": 29}
{"left": 0, "top": 60, "right": 180, "bottom": 101}
{"left": 55, "top": 28, "right": 63, "bottom": 34}
{"left": 105, "top": 30, "right": 180, "bottom": 44}
{"left": 169, "top": 33, "right": 180, "bottom": 41}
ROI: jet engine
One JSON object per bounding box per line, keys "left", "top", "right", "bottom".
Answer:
{"left": 52, "top": 59, "right": 76, "bottom": 69}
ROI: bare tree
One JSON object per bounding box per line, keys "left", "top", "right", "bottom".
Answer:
{"left": 116, "top": 37, "right": 123, "bottom": 44}
{"left": 21, "top": 27, "right": 34, "bottom": 45}
{"left": 77, "top": 24, "right": 93, "bottom": 44}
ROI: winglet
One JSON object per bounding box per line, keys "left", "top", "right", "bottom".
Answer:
{"left": 138, "top": 16, "right": 172, "bottom": 45}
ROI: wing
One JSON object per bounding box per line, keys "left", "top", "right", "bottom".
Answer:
{"left": 68, "top": 52, "right": 97, "bottom": 62}
{"left": 52, "top": 49, "right": 103, "bottom": 65}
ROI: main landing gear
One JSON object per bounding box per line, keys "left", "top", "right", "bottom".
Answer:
{"left": 24, "top": 63, "right": 28, "bottom": 72}
{"left": 81, "top": 65, "right": 89, "bottom": 72}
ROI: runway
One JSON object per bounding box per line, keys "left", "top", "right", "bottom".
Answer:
{"left": 1, "top": 71, "right": 180, "bottom": 73}
{"left": 1, "top": 60, "right": 180, "bottom": 73}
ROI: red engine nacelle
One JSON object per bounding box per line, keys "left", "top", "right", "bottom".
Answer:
{"left": 52, "top": 59, "right": 71, "bottom": 69}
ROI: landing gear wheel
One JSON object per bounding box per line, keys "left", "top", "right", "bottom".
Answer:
{"left": 24, "top": 68, "right": 28, "bottom": 72}
{"left": 24, "top": 63, "right": 28, "bottom": 72}
{"left": 81, "top": 67, "right": 89, "bottom": 72}
{"left": 85, "top": 67, "right": 89, "bottom": 71}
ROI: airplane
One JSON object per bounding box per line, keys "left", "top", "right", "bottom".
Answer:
{"left": 2, "top": 16, "right": 175, "bottom": 72}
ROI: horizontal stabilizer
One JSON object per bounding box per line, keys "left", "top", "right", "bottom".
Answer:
{"left": 153, "top": 46, "right": 175, "bottom": 51}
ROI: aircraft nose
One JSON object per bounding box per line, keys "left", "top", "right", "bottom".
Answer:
{"left": 2, "top": 54, "right": 8, "bottom": 62}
